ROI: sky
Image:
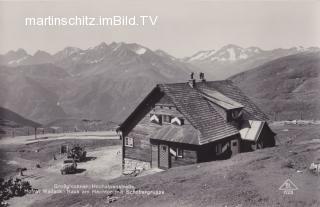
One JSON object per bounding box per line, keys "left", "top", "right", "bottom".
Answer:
{"left": 0, "top": 0, "right": 319, "bottom": 58}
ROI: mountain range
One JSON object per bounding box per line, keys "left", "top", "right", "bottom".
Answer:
{"left": 185, "top": 44, "right": 319, "bottom": 79}
{"left": 0, "top": 42, "right": 192, "bottom": 124}
{"left": 0, "top": 42, "right": 319, "bottom": 124}
{"left": 3, "top": 43, "right": 318, "bottom": 80}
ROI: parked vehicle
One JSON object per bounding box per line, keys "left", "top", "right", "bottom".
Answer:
{"left": 60, "top": 159, "right": 77, "bottom": 175}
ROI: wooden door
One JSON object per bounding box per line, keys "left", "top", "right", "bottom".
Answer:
{"left": 159, "top": 144, "right": 169, "bottom": 169}
{"left": 230, "top": 139, "right": 239, "bottom": 155}
{"left": 151, "top": 144, "right": 159, "bottom": 168}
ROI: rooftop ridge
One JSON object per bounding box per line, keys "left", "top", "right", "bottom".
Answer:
{"left": 159, "top": 79, "right": 232, "bottom": 87}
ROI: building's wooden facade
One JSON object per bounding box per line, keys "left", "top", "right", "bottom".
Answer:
{"left": 119, "top": 79, "right": 276, "bottom": 172}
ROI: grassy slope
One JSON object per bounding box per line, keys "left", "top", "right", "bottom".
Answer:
{"left": 30, "top": 124, "right": 320, "bottom": 207}
{"left": 230, "top": 52, "right": 320, "bottom": 120}
{"left": 0, "top": 107, "right": 42, "bottom": 138}
{"left": 0, "top": 107, "right": 41, "bottom": 128}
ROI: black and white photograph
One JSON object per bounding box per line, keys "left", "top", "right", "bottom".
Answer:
{"left": 0, "top": 0, "right": 319, "bottom": 206}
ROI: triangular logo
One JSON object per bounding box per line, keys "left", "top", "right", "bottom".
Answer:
{"left": 279, "top": 179, "right": 298, "bottom": 194}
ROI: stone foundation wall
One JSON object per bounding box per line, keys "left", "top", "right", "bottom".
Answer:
{"left": 123, "top": 158, "right": 151, "bottom": 172}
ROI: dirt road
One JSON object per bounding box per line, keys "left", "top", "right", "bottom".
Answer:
{"left": 7, "top": 145, "right": 122, "bottom": 207}
{"left": 0, "top": 131, "right": 119, "bottom": 145}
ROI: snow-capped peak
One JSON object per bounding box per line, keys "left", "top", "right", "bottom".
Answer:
{"left": 294, "top": 46, "right": 306, "bottom": 52}
{"left": 8, "top": 56, "right": 29, "bottom": 65}
{"left": 247, "top": 47, "right": 262, "bottom": 54}
{"left": 186, "top": 45, "right": 265, "bottom": 63}
{"left": 4, "top": 49, "right": 31, "bottom": 65}
{"left": 226, "top": 48, "right": 236, "bottom": 61}
{"left": 133, "top": 47, "right": 147, "bottom": 55}
{"left": 187, "top": 50, "right": 216, "bottom": 62}
{"left": 110, "top": 42, "right": 148, "bottom": 55}
{"left": 288, "top": 46, "right": 320, "bottom": 53}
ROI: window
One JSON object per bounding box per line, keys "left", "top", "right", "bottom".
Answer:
{"left": 232, "top": 141, "right": 237, "bottom": 146}
{"left": 125, "top": 137, "right": 133, "bottom": 147}
{"left": 230, "top": 109, "right": 243, "bottom": 121}
{"left": 215, "top": 143, "right": 222, "bottom": 154}
{"left": 163, "top": 115, "right": 171, "bottom": 123}
{"left": 180, "top": 118, "right": 184, "bottom": 125}
{"left": 232, "top": 111, "right": 239, "bottom": 119}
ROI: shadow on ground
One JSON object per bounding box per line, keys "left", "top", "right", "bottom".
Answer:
{"left": 81, "top": 157, "right": 97, "bottom": 162}
{"left": 75, "top": 168, "right": 86, "bottom": 174}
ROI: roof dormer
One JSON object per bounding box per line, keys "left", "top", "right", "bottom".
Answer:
{"left": 200, "top": 88, "right": 244, "bottom": 122}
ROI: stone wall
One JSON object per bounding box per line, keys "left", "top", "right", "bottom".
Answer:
{"left": 123, "top": 158, "right": 151, "bottom": 173}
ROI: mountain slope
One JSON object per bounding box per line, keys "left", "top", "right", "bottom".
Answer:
{"left": 56, "top": 42, "right": 192, "bottom": 122}
{"left": 0, "top": 107, "right": 41, "bottom": 128}
{"left": 230, "top": 52, "right": 320, "bottom": 120}
{"left": 186, "top": 45, "right": 319, "bottom": 79}
{"left": 0, "top": 64, "right": 68, "bottom": 123}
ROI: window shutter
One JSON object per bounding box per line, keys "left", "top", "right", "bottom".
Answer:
{"left": 171, "top": 117, "right": 182, "bottom": 125}
{"left": 150, "top": 114, "right": 160, "bottom": 123}
{"left": 169, "top": 148, "right": 177, "bottom": 156}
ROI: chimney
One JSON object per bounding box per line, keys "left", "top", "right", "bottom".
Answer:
{"left": 188, "top": 72, "right": 196, "bottom": 88}
{"left": 199, "top": 72, "right": 206, "bottom": 82}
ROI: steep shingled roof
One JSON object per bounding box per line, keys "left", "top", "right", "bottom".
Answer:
{"left": 157, "top": 80, "right": 269, "bottom": 145}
